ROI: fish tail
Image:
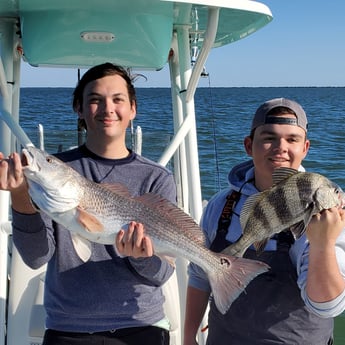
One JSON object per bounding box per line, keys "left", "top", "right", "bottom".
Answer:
{"left": 207, "top": 253, "right": 269, "bottom": 314}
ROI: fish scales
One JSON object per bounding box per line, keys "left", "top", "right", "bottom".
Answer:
{"left": 22, "top": 146, "right": 270, "bottom": 315}
{"left": 296, "top": 176, "right": 316, "bottom": 210}
{"left": 81, "top": 182, "right": 206, "bottom": 252}
{"left": 250, "top": 201, "right": 270, "bottom": 235}
{"left": 222, "top": 167, "right": 345, "bottom": 257}
{"left": 265, "top": 179, "right": 301, "bottom": 224}
{"left": 67, "top": 171, "right": 226, "bottom": 266}
{"left": 268, "top": 184, "right": 290, "bottom": 219}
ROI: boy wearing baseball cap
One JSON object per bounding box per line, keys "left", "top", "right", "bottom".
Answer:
{"left": 184, "top": 98, "right": 345, "bottom": 345}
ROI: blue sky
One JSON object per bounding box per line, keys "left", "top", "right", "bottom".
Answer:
{"left": 20, "top": 0, "right": 345, "bottom": 87}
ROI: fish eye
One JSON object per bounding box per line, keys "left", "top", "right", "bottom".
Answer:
{"left": 46, "top": 157, "right": 53, "bottom": 163}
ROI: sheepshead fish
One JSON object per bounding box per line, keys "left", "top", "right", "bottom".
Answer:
{"left": 223, "top": 167, "right": 345, "bottom": 258}
{"left": 21, "top": 146, "right": 269, "bottom": 315}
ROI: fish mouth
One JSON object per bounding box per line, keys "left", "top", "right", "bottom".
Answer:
{"left": 21, "top": 148, "right": 39, "bottom": 172}
{"left": 22, "top": 148, "right": 32, "bottom": 166}
{"left": 21, "top": 149, "right": 30, "bottom": 166}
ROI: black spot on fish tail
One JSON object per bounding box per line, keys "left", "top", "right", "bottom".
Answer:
{"left": 208, "top": 254, "right": 270, "bottom": 314}
{"left": 220, "top": 257, "right": 231, "bottom": 267}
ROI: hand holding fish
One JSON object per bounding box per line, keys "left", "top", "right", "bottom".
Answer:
{"left": 116, "top": 221, "right": 154, "bottom": 258}
{"left": 0, "top": 152, "right": 25, "bottom": 191}
{"left": 306, "top": 207, "right": 345, "bottom": 304}
{"left": 307, "top": 207, "right": 345, "bottom": 249}
{"left": 0, "top": 151, "right": 36, "bottom": 214}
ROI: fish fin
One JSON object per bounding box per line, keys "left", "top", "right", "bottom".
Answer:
{"left": 100, "top": 183, "right": 132, "bottom": 198}
{"left": 289, "top": 221, "right": 307, "bottom": 239}
{"left": 156, "top": 254, "right": 176, "bottom": 268}
{"left": 71, "top": 233, "right": 92, "bottom": 262}
{"left": 239, "top": 193, "right": 263, "bottom": 231}
{"left": 101, "top": 184, "right": 205, "bottom": 243}
{"left": 136, "top": 193, "right": 207, "bottom": 244}
{"left": 289, "top": 202, "right": 315, "bottom": 239}
{"left": 272, "top": 167, "right": 299, "bottom": 185}
{"left": 77, "top": 207, "right": 104, "bottom": 233}
{"left": 208, "top": 253, "right": 269, "bottom": 314}
{"left": 253, "top": 238, "right": 269, "bottom": 255}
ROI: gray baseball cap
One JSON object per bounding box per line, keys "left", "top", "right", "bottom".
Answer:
{"left": 251, "top": 98, "right": 308, "bottom": 132}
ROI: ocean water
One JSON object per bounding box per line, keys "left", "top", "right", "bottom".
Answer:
{"left": 19, "top": 87, "right": 345, "bottom": 200}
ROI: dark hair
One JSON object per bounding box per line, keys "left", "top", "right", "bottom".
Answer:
{"left": 249, "top": 106, "right": 298, "bottom": 139}
{"left": 73, "top": 63, "right": 137, "bottom": 130}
